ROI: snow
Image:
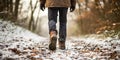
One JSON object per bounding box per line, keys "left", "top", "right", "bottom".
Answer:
{"left": 0, "top": 20, "right": 120, "bottom": 60}
{"left": 0, "top": 20, "right": 47, "bottom": 59}
{"left": 0, "top": 20, "right": 46, "bottom": 41}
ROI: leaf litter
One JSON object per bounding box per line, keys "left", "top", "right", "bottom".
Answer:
{"left": 0, "top": 20, "right": 120, "bottom": 60}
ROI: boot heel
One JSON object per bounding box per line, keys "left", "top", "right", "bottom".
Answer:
{"left": 49, "top": 37, "right": 57, "bottom": 50}
{"left": 59, "top": 38, "right": 66, "bottom": 50}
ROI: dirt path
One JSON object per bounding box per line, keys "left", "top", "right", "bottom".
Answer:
{"left": 0, "top": 37, "right": 120, "bottom": 60}
{"left": 0, "top": 20, "right": 120, "bottom": 60}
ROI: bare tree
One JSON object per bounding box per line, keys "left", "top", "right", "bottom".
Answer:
{"left": 14, "top": 0, "right": 20, "bottom": 20}
{"left": 29, "top": 0, "right": 38, "bottom": 31}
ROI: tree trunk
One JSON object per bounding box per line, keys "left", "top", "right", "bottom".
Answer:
{"left": 29, "top": 0, "right": 38, "bottom": 31}
{"left": 14, "top": 0, "right": 20, "bottom": 20}
{"left": 9, "top": 0, "right": 13, "bottom": 13}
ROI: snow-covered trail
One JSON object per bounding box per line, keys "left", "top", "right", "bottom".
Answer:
{"left": 0, "top": 20, "right": 120, "bottom": 60}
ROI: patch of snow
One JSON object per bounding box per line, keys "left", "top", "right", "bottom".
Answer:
{"left": 0, "top": 20, "right": 120, "bottom": 60}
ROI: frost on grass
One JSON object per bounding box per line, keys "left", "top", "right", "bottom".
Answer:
{"left": 0, "top": 20, "right": 47, "bottom": 60}
{"left": 0, "top": 20, "right": 120, "bottom": 60}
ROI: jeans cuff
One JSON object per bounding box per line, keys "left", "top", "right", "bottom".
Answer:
{"left": 59, "top": 38, "right": 65, "bottom": 42}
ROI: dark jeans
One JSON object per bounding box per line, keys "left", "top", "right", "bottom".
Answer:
{"left": 48, "top": 7, "right": 68, "bottom": 41}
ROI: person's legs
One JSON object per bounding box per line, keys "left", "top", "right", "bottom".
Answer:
{"left": 58, "top": 7, "right": 68, "bottom": 49}
{"left": 48, "top": 8, "right": 58, "bottom": 33}
{"left": 59, "top": 7, "right": 68, "bottom": 41}
{"left": 48, "top": 7, "right": 58, "bottom": 50}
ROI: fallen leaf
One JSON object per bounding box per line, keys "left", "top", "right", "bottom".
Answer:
{"left": 8, "top": 48, "right": 21, "bottom": 54}
{"left": 109, "top": 51, "right": 117, "bottom": 59}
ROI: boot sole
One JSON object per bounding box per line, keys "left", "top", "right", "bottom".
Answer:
{"left": 49, "top": 37, "right": 57, "bottom": 50}
{"left": 59, "top": 41, "right": 65, "bottom": 50}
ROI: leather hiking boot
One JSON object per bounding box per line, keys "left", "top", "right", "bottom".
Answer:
{"left": 59, "top": 38, "right": 65, "bottom": 50}
{"left": 49, "top": 31, "right": 57, "bottom": 50}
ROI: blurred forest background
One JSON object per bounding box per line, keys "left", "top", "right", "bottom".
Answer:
{"left": 0, "top": 0, "right": 120, "bottom": 37}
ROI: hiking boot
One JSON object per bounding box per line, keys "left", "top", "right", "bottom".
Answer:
{"left": 59, "top": 38, "right": 65, "bottom": 50}
{"left": 49, "top": 31, "right": 57, "bottom": 50}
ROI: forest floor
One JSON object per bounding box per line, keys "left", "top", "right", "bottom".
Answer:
{"left": 0, "top": 20, "right": 120, "bottom": 60}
